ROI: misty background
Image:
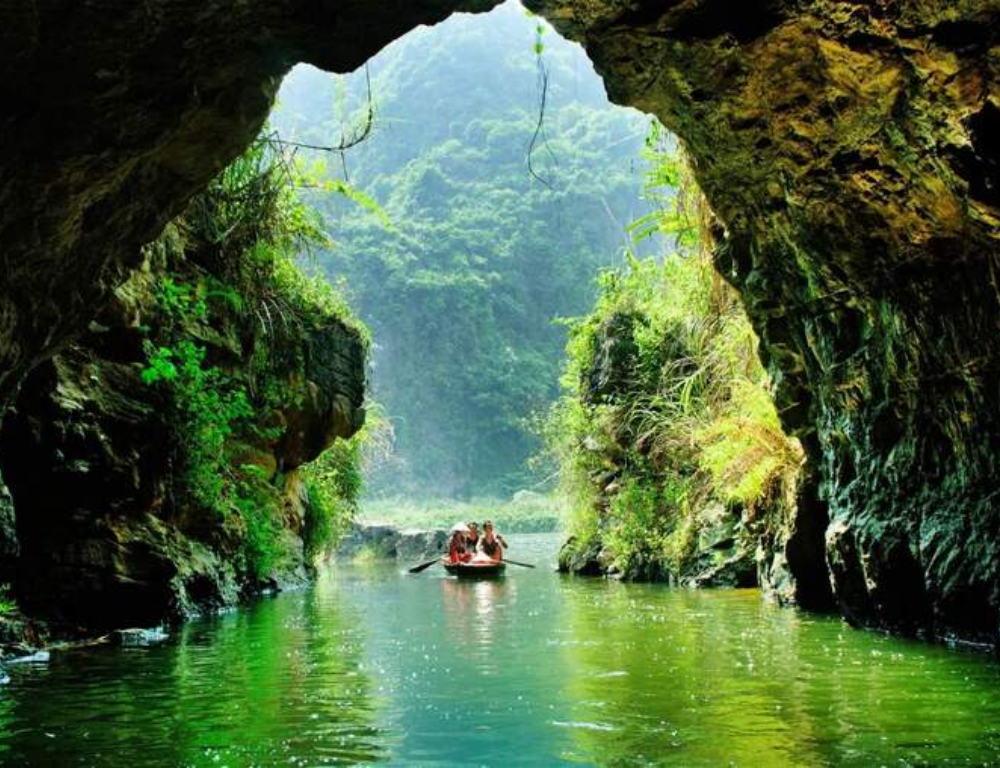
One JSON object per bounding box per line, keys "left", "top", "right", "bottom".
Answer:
{"left": 271, "top": 1, "right": 657, "bottom": 504}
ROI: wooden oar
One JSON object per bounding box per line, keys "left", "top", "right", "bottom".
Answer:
{"left": 408, "top": 558, "right": 441, "bottom": 574}
{"left": 504, "top": 559, "right": 535, "bottom": 569}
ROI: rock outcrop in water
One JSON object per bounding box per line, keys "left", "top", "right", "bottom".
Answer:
{"left": 336, "top": 524, "right": 448, "bottom": 564}
{"left": 532, "top": 0, "right": 1000, "bottom": 644}
{"left": 0, "top": 203, "right": 365, "bottom": 629}
{"left": 556, "top": 299, "right": 782, "bottom": 594}
{"left": 0, "top": 0, "right": 998, "bottom": 643}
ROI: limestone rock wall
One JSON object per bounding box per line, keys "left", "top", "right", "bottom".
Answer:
{"left": 0, "top": 0, "right": 501, "bottom": 409}
{"left": 0, "top": 229, "right": 366, "bottom": 629}
{"left": 557, "top": 309, "right": 783, "bottom": 592}
{"left": 529, "top": 0, "right": 1000, "bottom": 643}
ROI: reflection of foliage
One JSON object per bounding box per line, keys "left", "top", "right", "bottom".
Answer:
{"left": 544, "top": 140, "right": 802, "bottom": 579}
{"left": 162, "top": 577, "right": 383, "bottom": 765}
{"left": 553, "top": 581, "right": 836, "bottom": 765}
{"left": 272, "top": 4, "right": 653, "bottom": 498}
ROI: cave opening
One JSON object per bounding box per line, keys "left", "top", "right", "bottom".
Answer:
{"left": 0, "top": 0, "right": 997, "bottom": 648}
{"left": 266, "top": 2, "right": 816, "bottom": 599}
{"left": 0, "top": 0, "right": 812, "bottom": 628}
{"left": 1, "top": 0, "right": 1000, "bottom": 762}
{"left": 269, "top": 3, "right": 660, "bottom": 502}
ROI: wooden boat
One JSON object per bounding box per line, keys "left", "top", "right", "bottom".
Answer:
{"left": 442, "top": 559, "right": 506, "bottom": 578}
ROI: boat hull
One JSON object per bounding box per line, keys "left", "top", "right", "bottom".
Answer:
{"left": 443, "top": 560, "right": 506, "bottom": 578}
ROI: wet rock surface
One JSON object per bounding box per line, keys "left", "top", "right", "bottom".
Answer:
{"left": 0, "top": 226, "right": 365, "bottom": 630}
{"left": 0, "top": 475, "right": 17, "bottom": 570}
{"left": 532, "top": 0, "right": 1000, "bottom": 642}
{"left": 336, "top": 524, "right": 448, "bottom": 564}
{"left": 0, "top": 0, "right": 501, "bottom": 409}
{"left": 0, "top": 0, "right": 998, "bottom": 642}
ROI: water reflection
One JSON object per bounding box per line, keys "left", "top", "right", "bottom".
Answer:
{"left": 0, "top": 535, "right": 998, "bottom": 766}
{"left": 553, "top": 580, "right": 1000, "bottom": 766}
{"left": 0, "top": 585, "right": 384, "bottom": 766}
{"left": 441, "top": 577, "right": 517, "bottom": 663}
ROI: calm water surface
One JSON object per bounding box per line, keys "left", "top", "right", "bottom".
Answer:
{"left": 1, "top": 534, "right": 999, "bottom": 766}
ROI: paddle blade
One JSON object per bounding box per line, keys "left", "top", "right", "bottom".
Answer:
{"left": 408, "top": 559, "right": 440, "bottom": 574}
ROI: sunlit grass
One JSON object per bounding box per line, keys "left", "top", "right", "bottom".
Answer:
{"left": 359, "top": 493, "right": 566, "bottom": 533}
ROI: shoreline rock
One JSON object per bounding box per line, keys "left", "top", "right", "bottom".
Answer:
{"left": 335, "top": 523, "right": 447, "bottom": 563}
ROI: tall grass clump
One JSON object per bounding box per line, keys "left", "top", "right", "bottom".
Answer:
{"left": 301, "top": 404, "right": 395, "bottom": 563}
{"left": 545, "top": 125, "right": 803, "bottom": 580}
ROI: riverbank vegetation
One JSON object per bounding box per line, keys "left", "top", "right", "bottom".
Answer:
{"left": 360, "top": 492, "right": 564, "bottom": 534}
{"left": 140, "top": 136, "right": 371, "bottom": 581}
{"left": 546, "top": 136, "right": 803, "bottom": 584}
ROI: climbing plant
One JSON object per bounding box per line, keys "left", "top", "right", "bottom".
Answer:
{"left": 271, "top": 5, "right": 653, "bottom": 498}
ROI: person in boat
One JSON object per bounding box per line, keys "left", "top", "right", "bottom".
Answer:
{"left": 447, "top": 529, "right": 471, "bottom": 563}
{"left": 465, "top": 522, "right": 480, "bottom": 553}
{"left": 476, "top": 520, "right": 504, "bottom": 562}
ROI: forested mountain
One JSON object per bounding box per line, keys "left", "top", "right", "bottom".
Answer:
{"left": 272, "top": 1, "right": 652, "bottom": 497}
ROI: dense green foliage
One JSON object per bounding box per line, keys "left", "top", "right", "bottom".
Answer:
{"left": 272, "top": 2, "right": 653, "bottom": 498}
{"left": 301, "top": 406, "right": 393, "bottom": 561}
{"left": 141, "top": 138, "right": 369, "bottom": 580}
{"left": 302, "top": 439, "right": 363, "bottom": 563}
{"left": 546, "top": 143, "right": 803, "bottom": 580}
{"left": 361, "top": 492, "right": 564, "bottom": 534}
{"left": 142, "top": 280, "right": 255, "bottom": 516}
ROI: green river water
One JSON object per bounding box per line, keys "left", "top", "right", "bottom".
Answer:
{"left": 1, "top": 534, "right": 999, "bottom": 766}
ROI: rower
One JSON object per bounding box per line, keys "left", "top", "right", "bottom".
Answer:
{"left": 477, "top": 520, "right": 504, "bottom": 562}
{"left": 465, "top": 522, "right": 480, "bottom": 553}
{"left": 448, "top": 531, "right": 468, "bottom": 563}
{"left": 448, "top": 523, "right": 472, "bottom": 563}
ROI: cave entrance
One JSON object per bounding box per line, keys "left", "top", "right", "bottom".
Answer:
{"left": 0, "top": 0, "right": 845, "bottom": 631}
{"left": 1, "top": 0, "right": 997, "bottom": 646}
{"left": 268, "top": 1, "right": 806, "bottom": 598}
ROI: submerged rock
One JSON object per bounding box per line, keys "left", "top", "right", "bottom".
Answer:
{"left": 111, "top": 627, "right": 169, "bottom": 647}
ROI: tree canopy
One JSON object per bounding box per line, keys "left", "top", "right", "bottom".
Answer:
{"left": 272, "top": 2, "right": 655, "bottom": 498}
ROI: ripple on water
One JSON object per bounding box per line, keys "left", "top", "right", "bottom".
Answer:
{"left": 0, "top": 534, "right": 998, "bottom": 766}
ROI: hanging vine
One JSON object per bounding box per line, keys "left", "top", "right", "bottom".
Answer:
{"left": 526, "top": 16, "right": 557, "bottom": 189}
